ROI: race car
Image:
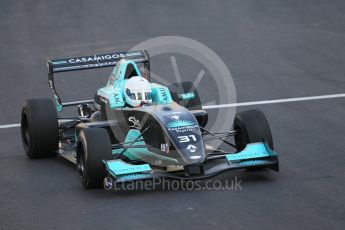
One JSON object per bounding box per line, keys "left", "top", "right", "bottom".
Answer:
{"left": 20, "top": 50, "right": 279, "bottom": 189}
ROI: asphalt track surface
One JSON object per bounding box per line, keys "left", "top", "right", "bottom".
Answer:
{"left": 1, "top": 1, "right": 345, "bottom": 229}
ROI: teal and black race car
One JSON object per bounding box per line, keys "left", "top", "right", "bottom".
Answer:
{"left": 20, "top": 50, "right": 279, "bottom": 189}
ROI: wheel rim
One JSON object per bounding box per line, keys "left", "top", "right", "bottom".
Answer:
{"left": 77, "top": 152, "right": 85, "bottom": 177}
{"left": 21, "top": 114, "right": 30, "bottom": 147}
{"left": 234, "top": 124, "right": 246, "bottom": 151}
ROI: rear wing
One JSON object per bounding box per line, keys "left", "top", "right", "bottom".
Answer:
{"left": 47, "top": 50, "right": 150, "bottom": 111}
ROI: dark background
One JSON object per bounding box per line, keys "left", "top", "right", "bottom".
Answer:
{"left": 1, "top": 0, "right": 345, "bottom": 229}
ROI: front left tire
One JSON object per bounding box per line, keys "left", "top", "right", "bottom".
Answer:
{"left": 76, "top": 128, "right": 113, "bottom": 189}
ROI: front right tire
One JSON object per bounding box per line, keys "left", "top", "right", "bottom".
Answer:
{"left": 233, "top": 109, "right": 274, "bottom": 152}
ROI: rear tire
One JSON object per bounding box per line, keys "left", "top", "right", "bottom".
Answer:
{"left": 21, "top": 98, "right": 59, "bottom": 158}
{"left": 76, "top": 128, "right": 113, "bottom": 189}
{"left": 168, "top": 81, "right": 202, "bottom": 110}
{"left": 233, "top": 109, "right": 273, "bottom": 152}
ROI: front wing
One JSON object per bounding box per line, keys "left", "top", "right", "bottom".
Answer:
{"left": 103, "top": 142, "right": 279, "bottom": 183}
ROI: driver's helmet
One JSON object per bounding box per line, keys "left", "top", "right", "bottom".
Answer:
{"left": 124, "top": 76, "right": 152, "bottom": 107}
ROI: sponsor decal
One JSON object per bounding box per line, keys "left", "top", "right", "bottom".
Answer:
{"left": 69, "top": 54, "right": 120, "bottom": 64}
{"left": 106, "top": 160, "right": 152, "bottom": 176}
{"left": 187, "top": 144, "right": 197, "bottom": 153}
{"left": 226, "top": 143, "right": 271, "bottom": 162}
{"left": 67, "top": 51, "right": 143, "bottom": 64}
{"left": 162, "top": 111, "right": 182, "bottom": 116}
{"left": 167, "top": 124, "right": 199, "bottom": 133}
{"left": 114, "top": 93, "right": 122, "bottom": 104}
{"left": 160, "top": 143, "right": 169, "bottom": 154}
{"left": 167, "top": 119, "right": 198, "bottom": 133}
{"left": 158, "top": 87, "right": 168, "bottom": 102}
{"left": 128, "top": 116, "right": 140, "bottom": 129}
{"left": 238, "top": 159, "right": 269, "bottom": 167}
{"left": 171, "top": 115, "right": 180, "bottom": 120}
{"left": 167, "top": 120, "right": 195, "bottom": 128}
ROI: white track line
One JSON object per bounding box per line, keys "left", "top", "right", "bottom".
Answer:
{"left": 1, "top": 93, "right": 345, "bottom": 129}
{"left": 202, "top": 93, "right": 345, "bottom": 109}
{"left": 0, "top": 124, "right": 21, "bottom": 129}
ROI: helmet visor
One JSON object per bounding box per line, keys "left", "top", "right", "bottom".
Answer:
{"left": 126, "top": 89, "right": 152, "bottom": 101}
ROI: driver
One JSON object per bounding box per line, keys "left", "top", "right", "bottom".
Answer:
{"left": 124, "top": 76, "right": 152, "bottom": 107}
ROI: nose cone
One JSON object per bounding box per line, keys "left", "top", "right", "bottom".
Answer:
{"left": 163, "top": 107, "right": 206, "bottom": 165}
{"left": 141, "top": 103, "right": 206, "bottom": 166}
{"left": 177, "top": 144, "right": 206, "bottom": 165}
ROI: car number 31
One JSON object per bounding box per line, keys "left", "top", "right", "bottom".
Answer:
{"left": 177, "top": 135, "right": 197, "bottom": 143}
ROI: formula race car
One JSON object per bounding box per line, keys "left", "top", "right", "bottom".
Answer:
{"left": 21, "top": 50, "right": 279, "bottom": 189}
